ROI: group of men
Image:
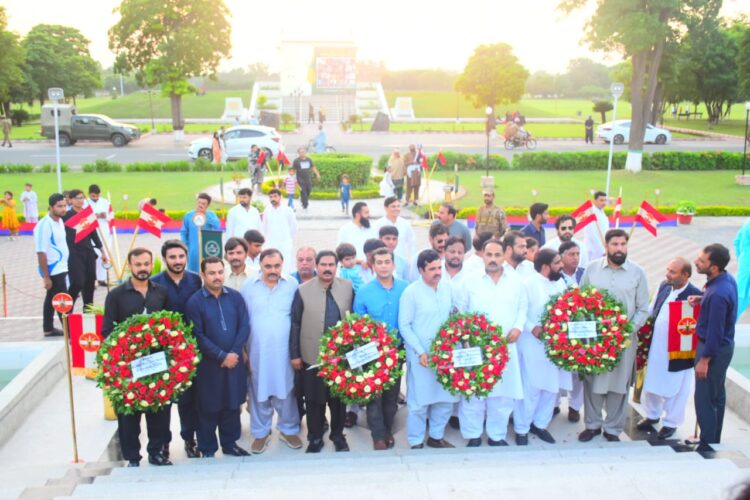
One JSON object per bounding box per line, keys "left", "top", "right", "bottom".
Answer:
{"left": 32, "top": 184, "right": 739, "bottom": 464}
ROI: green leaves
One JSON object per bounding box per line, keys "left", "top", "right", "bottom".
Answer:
{"left": 455, "top": 43, "right": 529, "bottom": 109}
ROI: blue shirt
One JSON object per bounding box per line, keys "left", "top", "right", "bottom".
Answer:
{"left": 151, "top": 271, "right": 203, "bottom": 316}
{"left": 339, "top": 264, "right": 364, "bottom": 292}
{"left": 696, "top": 272, "right": 738, "bottom": 359}
{"left": 180, "top": 209, "right": 221, "bottom": 273}
{"left": 340, "top": 183, "right": 352, "bottom": 201}
{"left": 353, "top": 277, "right": 408, "bottom": 336}
{"left": 291, "top": 270, "right": 316, "bottom": 284}
{"left": 520, "top": 223, "right": 545, "bottom": 246}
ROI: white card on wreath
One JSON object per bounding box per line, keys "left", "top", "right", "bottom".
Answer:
{"left": 346, "top": 341, "right": 380, "bottom": 370}
{"left": 567, "top": 321, "right": 598, "bottom": 340}
{"left": 453, "top": 347, "right": 483, "bottom": 368}
{"left": 131, "top": 351, "right": 168, "bottom": 380}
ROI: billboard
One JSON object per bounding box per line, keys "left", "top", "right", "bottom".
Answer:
{"left": 315, "top": 56, "right": 356, "bottom": 90}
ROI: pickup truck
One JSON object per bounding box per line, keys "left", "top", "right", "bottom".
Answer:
{"left": 40, "top": 105, "right": 140, "bottom": 147}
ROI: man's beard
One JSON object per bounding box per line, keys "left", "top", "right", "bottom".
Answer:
{"left": 134, "top": 271, "right": 151, "bottom": 280}
{"left": 608, "top": 251, "right": 627, "bottom": 265}
{"left": 559, "top": 233, "right": 573, "bottom": 242}
{"left": 446, "top": 258, "right": 462, "bottom": 270}
{"left": 360, "top": 217, "right": 370, "bottom": 229}
{"left": 548, "top": 270, "right": 562, "bottom": 282}
{"left": 166, "top": 263, "right": 184, "bottom": 274}
{"left": 271, "top": 199, "right": 279, "bottom": 207}
{"left": 240, "top": 201, "right": 249, "bottom": 208}
{"left": 512, "top": 251, "right": 525, "bottom": 264}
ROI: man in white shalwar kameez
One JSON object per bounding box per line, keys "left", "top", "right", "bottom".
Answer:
{"left": 459, "top": 239, "right": 527, "bottom": 446}
{"left": 399, "top": 249, "right": 459, "bottom": 449}
{"left": 582, "top": 191, "right": 608, "bottom": 264}
{"left": 502, "top": 231, "right": 535, "bottom": 278}
{"left": 87, "top": 185, "right": 113, "bottom": 284}
{"left": 374, "top": 196, "right": 416, "bottom": 262}
{"left": 241, "top": 249, "right": 302, "bottom": 453}
{"left": 261, "top": 189, "right": 298, "bottom": 275}
{"left": 638, "top": 258, "right": 701, "bottom": 439}
{"left": 515, "top": 248, "right": 569, "bottom": 445}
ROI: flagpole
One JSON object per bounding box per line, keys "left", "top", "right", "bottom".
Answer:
{"left": 426, "top": 161, "right": 437, "bottom": 219}
{"left": 628, "top": 219, "right": 637, "bottom": 239}
{"left": 615, "top": 186, "right": 623, "bottom": 229}
{"left": 119, "top": 226, "right": 139, "bottom": 279}
{"left": 96, "top": 226, "right": 120, "bottom": 281}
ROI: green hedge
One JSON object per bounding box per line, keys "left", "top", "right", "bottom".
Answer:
{"left": 82, "top": 159, "right": 123, "bottom": 173}
{"left": 308, "top": 153, "right": 372, "bottom": 189}
{"left": 0, "top": 163, "right": 34, "bottom": 174}
{"left": 378, "top": 153, "right": 509, "bottom": 171}
{"left": 648, "top": 152, "right": 742, "bottom": 170}
{"left": 260, "top": 179, "right": 380, "bottom": 200}
{"left": 513, "top": 152, "right": 629, "bottom": 170}
{"left": 35, "top": 163, "right": 70, "bottom": 173}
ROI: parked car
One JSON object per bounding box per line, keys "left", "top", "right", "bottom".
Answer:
{"left": 40, "top": 104, "right": 140, "bottom": 147}
{"left": 597, "top": 120, "right": 672, "bottom": 145}
{"left": 187, "top": 125, "right": 283, "bottom": 161}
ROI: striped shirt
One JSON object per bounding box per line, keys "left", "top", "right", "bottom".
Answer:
{"left": 284, "top": 175, "right": 297, "bottom": 195}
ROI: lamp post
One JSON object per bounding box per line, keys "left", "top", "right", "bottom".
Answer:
{"left": 48, "top": 88, "right": 64, "bottom": 193}
{"left": 743, "top": 101, "right": 750, "bottom": 178}
{"left": 485, "top": 106, "right": 493, "bottom": 178}
{"left": 605, "top": 82, "right": 624, "bottom": 197}
{"left": 148, "top": 89, "right": 155, "bottom": 132}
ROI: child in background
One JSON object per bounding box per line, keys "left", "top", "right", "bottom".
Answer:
{"left": 1, "top": 191, "right": 20, "bottom": 240}
{"left": 339, "top": 174, "right": 351, "bottom": 214}
{"left": 284, "top": 167, "right": 298, "bottom": 210}
{"left": 335, "top": 242, "right": 363, "bottom": 292}
{"left": 379, "top": 167, "right": 395, "bottom": 198}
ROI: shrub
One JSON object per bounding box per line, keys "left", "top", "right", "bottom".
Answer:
{"left": 82, "top": 159, "right": 123, "bottom": 173}
{"left": 125, "top": 161, "right": 191, "bottom": 172}
{"left": 10, "top": 109, "right": 30, "bottom": 126}
{"left": 0, "top": 163, "right": 34, "bottom": 174}
{"left": 35, "top": 163, "right": 70, "bottom": 173}
{"left": 308, "top": 153, "right": 373, "bottom": 189}
{"left": 427, "top": 152, "right": 510, "bottom": 171}
{"left": 648, "top": 151, "right": 742, "bottom": 171}
{"left": 512, "top": 151, "right": 629, "bottom": 170}
{"left": 259, "top": 179, "right": 379, "bottom": 199}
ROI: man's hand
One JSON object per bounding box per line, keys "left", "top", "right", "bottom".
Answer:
{"left": 43, "top": 276, "right": 52, "bottom": 290}
{"left": 531, "top": 326, "right": 543, "bottom": 339}
{"left": 506, "top": 328, "right": 521, "bottom": 343}
{"left": 695, "top": 357, "right": 710, "bottom": 380}
{"left": 291, "top": 358, "right": 303, "bottom": 370}
{"left": 101, "top": 253, "right": 110, "bottom": 264}
{"left": 687, "top": 295, "right": 702, "bottom": 308}
{"left": 223, "top": 352, "right": 239, "bottom": 369}
{"left": 97, "top": 212, "right": 107, "bottom": 219}
{"left": 419, "top": 353, "right": 429, "bottom": 367}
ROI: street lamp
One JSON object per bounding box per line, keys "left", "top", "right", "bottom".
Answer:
{"left": 485, "top": 106, "right": 493, "bottom": 177}
{"left": 48, "top": 87, "right": 64, "bottom": 193}
{"left": 148, "top": 89, "right": 155, "bottom": 132}
{"left": 605, "top": 82, "right": 624, "bottom": 198}
{"left": 743, "top": 101, "right": 750, "bottom": 178}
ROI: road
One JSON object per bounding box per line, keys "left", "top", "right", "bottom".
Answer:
{"left": 1, "top": 125, "right": 744, "bottom": 167}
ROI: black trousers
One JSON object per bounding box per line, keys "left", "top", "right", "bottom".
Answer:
{"left": 196, "top": 408, "right": 241, "bottom": 454}
{"left": 302, "top": 364, "right": 345, "bottom": 441}
{"left": 294, "top": 369, "right": 306, "bottom": 422}
{"left": 117, "top": 408, "right": 171, "bottom": 462}
{"left": 695, "top": 340, "right": 734, "bottom": 444}
{"left": 366, "top": 376, "right": 401, "bottom": 441}
{"left": 42, "top": 273, "right": 68, "bottom": 331}
{"left": 585, "top": 130, "right": 594, "bottom": 143}
{"left": 297, "top": 172, "right": 312, "bottom": 209}
{"left": 178, "top": 385, "right": 199, "bottom": 441}
{"left": 392, "top": 179, "right": 404, "bottom": 201}
{"left": 68, "top": 249, "right": 97, "bottom": 308}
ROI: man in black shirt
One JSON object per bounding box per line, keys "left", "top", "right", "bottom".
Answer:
{"left": 291, "top": 148, "right": 321, "bottom": 212}
{"left": 63, "top": 189, "right": 107, "bottom": 309}
{"left": 102, "top": 247, "right": 170, "bottom": 467}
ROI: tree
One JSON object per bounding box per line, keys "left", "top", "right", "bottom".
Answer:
{"left": 455, "top": 43, "right": 528, "bottom": 111}
{"left": 0, "top": 7, "right": 25, "bottom": 115}
{"left": 592, "top": 100, "right": 613, "bottom": 123}
{"left": 560, "top": 0, "right": 721, "bottom": 173}
{"left": 526, "top": 71, "right": 558, "bottom": 96}
{"left": 109, "top": 0, "right": 231, "bottom": 132}
{"left": 739, "top": 25, "right": 750, "bottom": 100}
{"left": 22, "top": 24, "right": 101, "bottom": 105}
{"left": 561, "top": 58, "right": 611, "bottom": 97}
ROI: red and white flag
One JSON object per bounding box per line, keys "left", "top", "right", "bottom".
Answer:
{"left": 107, "top": 203, "right": 115, "bottom": 232}
{"left": 667, "top": 301, "right": 701, "bottom": 371}
{"left": 277, "top": 150, "right": 290, "bottom": 166}
{"left": 635, "top": 200, "right": 667, "bottom": 236}
{"left": 137, "top": 202, "right": 171, "bottom": 238}
{"left": 437, "top": 151, "right": 447, "bottom": 166}
{"left": 612, "top": 188, "right": 622, "bottom": 228}
{"left": 64, "top": 205, "right": 98, "bottom": 243}
{"left": 416, "top": 146, "right": 429, "bottom": 170}
{"left": 571, "top": 200, "right": 597, "bottom": 233}
{"left": 256, "top": 149, "right": 266, "bottom": 166}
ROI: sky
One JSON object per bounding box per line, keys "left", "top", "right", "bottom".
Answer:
{"left": 3, "top": 0, "right": 749, "bottom": 74}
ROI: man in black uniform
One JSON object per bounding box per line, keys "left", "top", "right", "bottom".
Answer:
{"left": 102, "top": 247, "right": 171, "bottom": 467}
{"left": 63, "top": 189, "right": 108, "bottom": 309}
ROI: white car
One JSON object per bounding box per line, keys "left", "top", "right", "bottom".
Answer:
{"left": 597, "top": 120, "right": 672, "bottom": 145}
{"left": 187, "top": 125, "right": 283, "bottom": 161}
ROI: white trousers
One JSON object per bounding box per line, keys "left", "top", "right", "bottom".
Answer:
{"left": 557, "top": 376, "right": 583, "bottom": 411}
{"left": 642, "top": 376, "right": 693, "bottom": 428}
{"left": 248, "top": 387, "right": 300, "bottom": 439}
{"left": 514, "top": 386, "right": 557, "bottom": 434}
{"left": 95, "top": 248, "right": 108, "bottom": 282}
{"left": 458, "top": 396, "right": 515, "bottom": 440}
{"left": 407, "top": 402, "right": 452, "bottom": 446}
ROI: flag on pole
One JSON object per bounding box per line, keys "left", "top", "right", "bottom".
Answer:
{"left": 635, "top": 200, "right": 667, "bottom": 236}
{"left": 571, "top": 200, "right": 597, "bottom": 233}
{"left": 667, "top": 301, "right": 700, "bottom": 371}
{"left": 257, "top": 149, "right": 266, "bottom": 166}
{"left": 437, "top": 151, "right": 447, "bottom": 166}
{"left": 64, "top": 205, "right": 98, "bottom": 243}
{"left": 137, "top": 202, "right": 171, "bottom": 237}
{"left": 277, "top": 150, "right": 290, "bottom": 166}
{"left": 612, "top": 188, "right": 622, "bottom": 228}
{"left": 107, "top": 203, "right": 115, "bottom": 232}
{"left": 416, "top": 146, "right": 429, "bottom": 170}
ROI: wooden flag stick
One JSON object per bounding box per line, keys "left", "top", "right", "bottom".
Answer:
{"left": 615, "top": 186, "right": 623, "bottom": 229}
{"left": 118, "top": 226, "right": 139, "bottom": 279}
{"left": 426, "top": 161, "right": 438, "bottom": 219}
{"left": 628, "top": 219, "right": 637, "bottom": 239}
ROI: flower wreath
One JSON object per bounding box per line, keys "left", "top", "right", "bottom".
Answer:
{"left": 540, "top": 287, "right": 632, "bottom": 375}
{"left": 96, "top": 311, "right": 200, "bottom": 415}
{"left": 636, "top": 317, "right": 655, "bottom": 371}
{"left": 317, "top": 313, "right": 404, "bottom": 406}
{"left": 429, "top": 312, "right": 510, "bottom": 399}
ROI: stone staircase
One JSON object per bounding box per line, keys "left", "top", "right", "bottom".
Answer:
{"left": 54, "top": 442, "right": 748, "bottom": 499}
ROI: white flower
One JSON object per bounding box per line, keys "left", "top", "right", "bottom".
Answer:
{"left": 355, "top": 375, "right": 364, "bottom": 383}
{"left": 335, "top": 376, "right": 342, "bottom": 384}
{"left": 385, "top": 358, "right": 394, "bottom": 367}
{"left": 126, "top": 392, "right": 135, "bottom": 399}
{"left": 364, "top": 385, "right": 372, "bottom": 393}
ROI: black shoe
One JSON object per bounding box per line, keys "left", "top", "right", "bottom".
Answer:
{"left": 568, "top": 408, "right": 581, "bottom": 423}
{"left": 202, "top": 452, "right": 215, "bottom": 458}
{"left": 126, "top": 460, "right": 139, "bottom": 467}
{"left": 466, "top": 438, "right": 482, "bottom": 447}
{"left": 410, "top": 443, "right": 424, "bottom": 449}
{"left": 184, "top": 439, "right": 200, "bottom": 458}
{"left": 222, "top": 444, "right": 250, "bottom": 456}
{"left": 530, "top": 424, "right": 556, "bottom": 444}
{"left": 603, "top": 432, "right": 621, "bottom": 442}
{"left": 306, "top": 438, "right": 324, "bottom": 453}
{"left": 147, "top": 453, "right": 172, "bottom": 466}
{"left": 332, "top": 436, "right": 350, "bottom": 452}
{"left": 344, "top": 411, "right": 357, "bottom": 428}
{"left": 488, "top": 438, "right": 509, "bottom": 447}
{"left": 657, "top": 426, "right": 677, "bottom": 439}
{"left": 44, "top": 328, "right": 64, "bottom": 337}
{"left": 695, "top": 442, "right": 714, "bottom": 453}
{"left": 426, "top": 437, "right": 455, "bottom": 448}
{"left": 578, "top": 428, "right": 602, "bottom": 442}
{"left": 515, "top": 433, "right": 528, "bottom": 446}
{"left": 448, "top": 416, "right": 460, "bottom": 430}
{"left": 553, "top": 406, "right": 561, "bottom": 416}
{"left": 636, "top": 417, "right": 660, "bottom": 431}
{"left": 161, "top": 444, "right": 170, "bottom": 459}
{"left": 97, "top": 280, "right": 108, "bottom": 287}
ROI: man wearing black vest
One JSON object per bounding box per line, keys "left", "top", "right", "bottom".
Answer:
{"left": 637, "top": 257, "right": 701, "bottom": 439}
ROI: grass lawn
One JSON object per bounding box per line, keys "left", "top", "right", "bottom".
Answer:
{"left": 436, "top": 170, "right": 748, "bottom": 209}
{"left": 0, "top": 172, "right": 239, "bottom": 216}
